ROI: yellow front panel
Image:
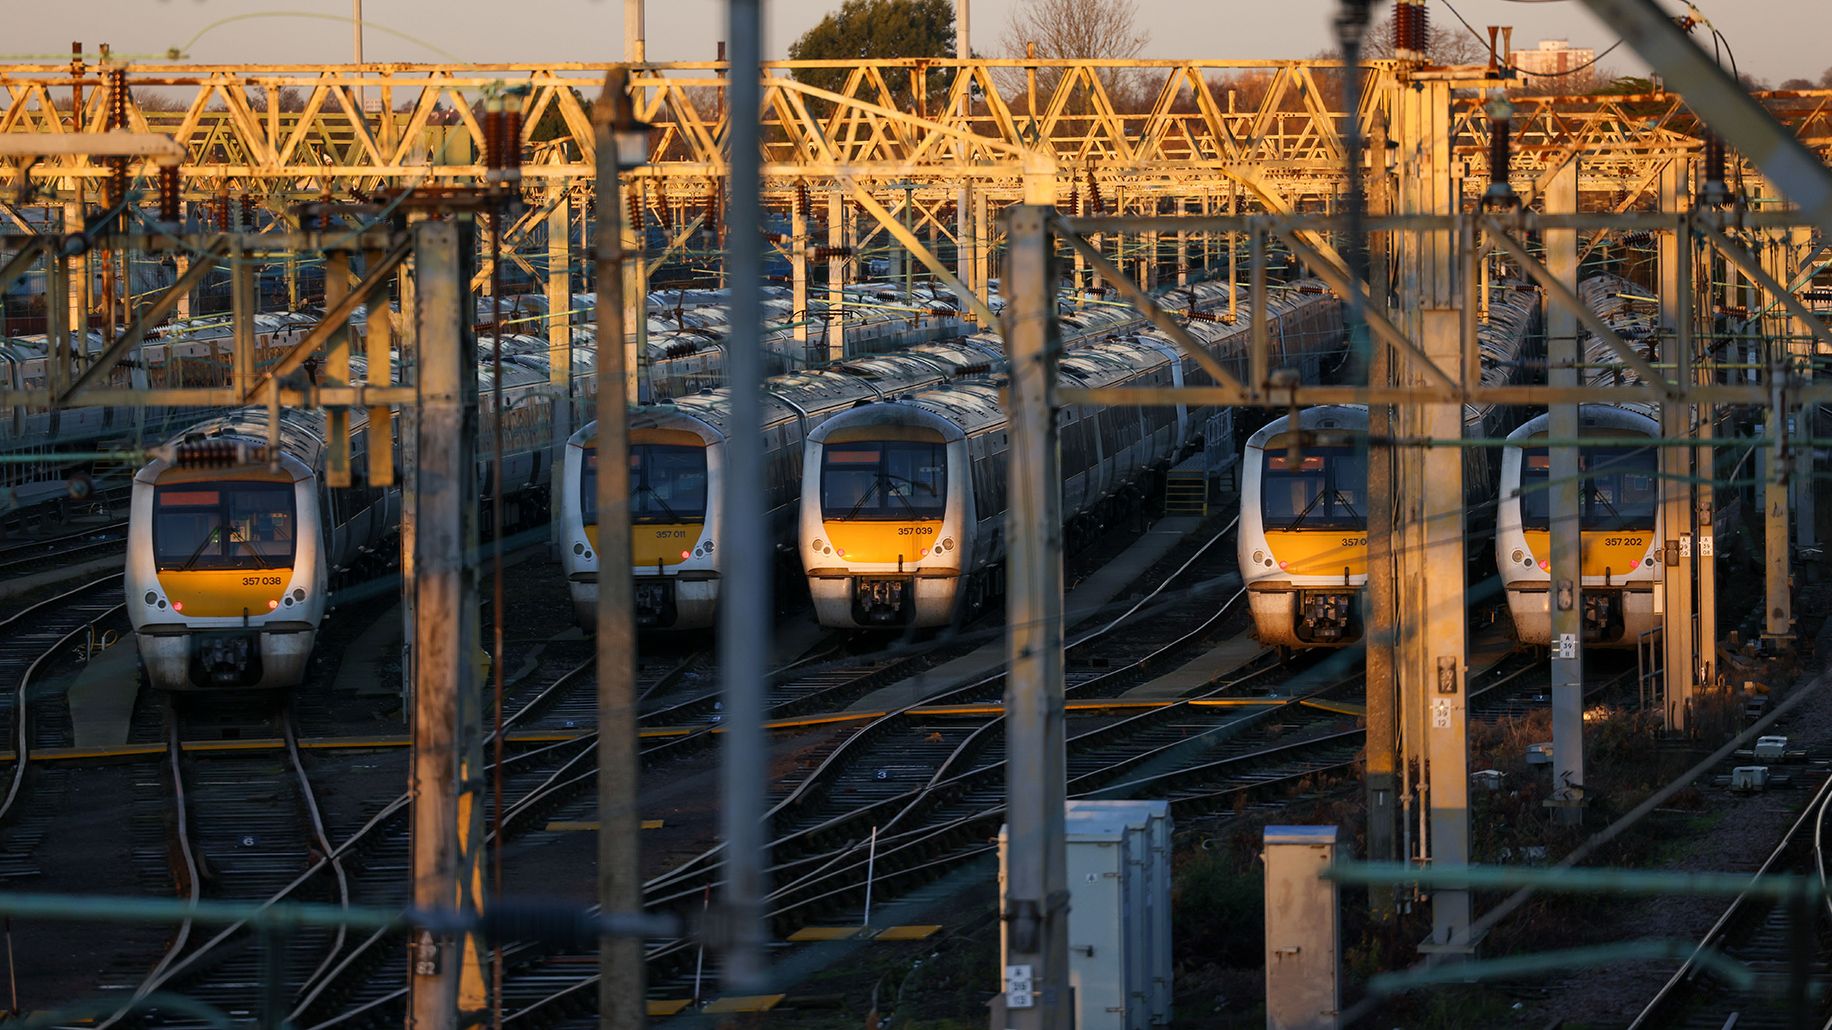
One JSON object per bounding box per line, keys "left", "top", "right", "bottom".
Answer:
{"left": 1522, "top": 530, "right": 1653, "bottom": 579}
{"left": 1263, "top": 530, "right": 1367, "bottom": 578}
{"left": 633, "top": 523, "right": 702, "bottom": 568}
{"left": 822, "top": 520, "right": 943, "bottom": 564}
{"left": 156, "top": 568, "right": 292, "bottom": 618}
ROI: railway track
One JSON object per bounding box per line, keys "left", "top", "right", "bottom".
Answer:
{"left": 93, "top": 703, "right": 350, "bottom": 1028}
{"left": 1627, "top": 765, "right": 1832, "bottom": 1029}
{"left": 0, "top": 518, "right": 129, "bottom": 581}
{"left": 0, "top": 574, "right": 125, "bottom": 833}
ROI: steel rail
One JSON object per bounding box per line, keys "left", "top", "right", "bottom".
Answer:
{"left": 0, "top": 574, "right": 124, "bottom": 827}
{"left": 94, "top": 722, "right": 203, "bottom": 1030}
{"left": 1628, "top": 772, "right": 1832, "bottom": 1029}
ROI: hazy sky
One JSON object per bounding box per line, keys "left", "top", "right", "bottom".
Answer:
{"left": 9, "top": 0, "right": 1827, "bottom": 84}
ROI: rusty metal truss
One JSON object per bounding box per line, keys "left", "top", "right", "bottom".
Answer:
{"left": 1, "top": 58, "right": 1827, "bottom": 218}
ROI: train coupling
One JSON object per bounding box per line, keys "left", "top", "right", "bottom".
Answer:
{"left": 852, "top": 577, "right": 913, "bottom": 626}
{"left": 190, "top": 632, "right": 260, "bottom": 687}
{"left": 1298, "top": 590, "right": 1357, "bottom": 643}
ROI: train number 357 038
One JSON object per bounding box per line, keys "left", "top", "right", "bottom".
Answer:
{"left": 242, "top": 576, "right": 284, "bottom": 586}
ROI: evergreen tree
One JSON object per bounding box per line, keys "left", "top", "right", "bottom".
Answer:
{"left": 788, "top": 0, "right": 956, "bottom": 112}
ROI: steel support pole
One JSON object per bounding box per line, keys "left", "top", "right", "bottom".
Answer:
{"left": 548, "top": 183, "right": 574, "bottom": 549}
{"left": 998, "top": 204, "right": 1069, "bottom": 1028}
{"left": 719, "top": 0, "right": 769, "bottom": 992}
{"left": 45, "top": 249, "right": 68, "bottom": 398}
{"left": 625, "top": 0, "right": 646, "bottom": 62}
{"left": 231, "top": 250, "right": 258, "bottom": 398}
{"left": 1786, "top": 226, "right": 1816, "bottom": 550}
{"left": 623, "top": 180, "right": 647, "bottom": 405}
{"left": 364, "top": 248, "right": 395, "bottom": 486}
{"left": 791, "top": 200, "right": 809, "bottom": 359}
{"left": 593, "top": 83, "right": 644, "bottom": 1030}
{"left": 955, "top": 0, "right": 974, "bottom": 321}
{"left": 1659, "top": 166, "right": 1696, "bottom": 727}
{"left": 324, "top": 250, "right": 352, "bottom": 489}
{"left": 64, "top": 201, "right": 86, "bottom": 342}
{"left": 1365, "top": 151, "right": 1398, "bottom": 916}
{"left": 827, "top": 189, "right": 846, "bottom": 363}
{"left": 974, "top": 189, "right": 991, "bottom": 309}
{"left": 406, "top": 217, "right": 486, "bottom": 1030}
{"left": 399, "top": 231, "right": 418, "bottom": 708}
{"left": 1766, "top": 351, "right": 1793, "bottom": 641}
{"left": 1546, "top": 159, "right": 1586, "bottom": 815}
{"left": 1696, "top": 394, "right": 1716, "bottom": 687}
{"left": 173, "top": 253, "right": 193, "bottom": 319}
{"left": 1398, "top": 78, "right": 1470, "bottom": 955}
{"left": 1176, "top": 196, "right": 1189, "bottom": 287}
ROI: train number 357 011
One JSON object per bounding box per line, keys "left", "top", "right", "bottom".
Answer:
{"left": 242, "top": 576, "right": 284, "bottom": 586}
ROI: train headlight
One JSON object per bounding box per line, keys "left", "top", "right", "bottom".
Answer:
{"left": 268, "top": 599, "right": 279, "bottom": 610}
{"left": 812, "top": 539, "right": 825, "bottom": 551}
{"left": 171, "top": 601, "right": 184, "bottom": 612}
{"left": 680, "top": 550, "right": 691, "bottom": 560}
{"left": 1510, "top": 549, "right": 1523, "bottom": 565}
{"left": 144, "top": 591, "right": 158, "bottom": 605}
{"left": 836, "top": 547, "right": 845, "bottom": 557}
{"left": 293, "top": 589, "right": 305, "bottom": 602}
{"left": 704, "top": 540, "right": 714, "bottom": 552}
{"left": 1252, "top": 550, "right": 1265, "bottom": 565}
{"left": 941, "top": 538, "right": 954, "bottom": 551}
{"left": 1277, "top": 560, "right": 1289, "bottom": 570}
{"left": 1538, "top": 559, "right": 1550, "bottom": 571}
{"left": 574, "top": 542, "right": 585, "bottom": 555}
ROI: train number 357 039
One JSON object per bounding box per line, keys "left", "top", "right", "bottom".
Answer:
{"left": 242, "top": 576, "right": 284, "bottom": 586}
{"left": 897, "top": 526, "right": 936, "bottom": 536}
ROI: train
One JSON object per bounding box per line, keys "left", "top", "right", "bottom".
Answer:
{"left": 558, "top": 286, "right": 1170, "bottom": 629}
{"left": 1237, "top": 282, "right": 1544, "bottom": 648}
{"left": 1495, "top": 274, "right": 1663, "bottom": 648}
{"left": 122, "top": 278, "right": 970, "bottom": 688}
{"left": 799, "top": 281, "right": 1346, "bottom": 630}
{"left": 124, "top": 345, "right": 573, "bottom": 691}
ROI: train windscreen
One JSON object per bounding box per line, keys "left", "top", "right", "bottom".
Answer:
{"left": 581, "top": 444, "right": 708, "bottom": 525}
{"left": 1260, "top": 447, "right": 1366, "bottom": 530}
{"left": 820, "top": 441, "right": 946, "bottom": 520}
{"left": 153, "top": 482, "right": 297, "bottom": 570}
{"left": 1519, "top": 445, "right": 1659, "bottom": 531}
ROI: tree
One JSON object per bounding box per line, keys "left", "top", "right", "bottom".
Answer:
{"left": 788, "top": 0, "right": 955, "bottom": 113}
{"left": 999, "top": 0, "right": 1149, "bottom": 111}
{"left": 1822, "top": 66, "right": 1832, "bottom": 89}
{"left": 1356, "top": 14, "right": 1490, "bottom": 66}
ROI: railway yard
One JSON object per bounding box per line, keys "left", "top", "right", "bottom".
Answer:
{"left": 5, "top": 0, "right": 1832, "bottom": 1026}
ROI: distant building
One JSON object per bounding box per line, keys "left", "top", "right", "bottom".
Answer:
{"left": 1513, "top": 38, "right": 1597, "bottom": 77}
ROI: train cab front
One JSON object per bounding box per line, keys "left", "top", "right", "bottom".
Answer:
{"left": 804, "top": 426, "right": 957, "bottom": 629}
{"left": 1244, "top": 444, "right": 1368, "bottom": 647}
{"left": 127, "top": 452, "right": 324, "bottom": 690}
{"left": 1503, "top": 440, "right": 1660, "bottom": 646}
{"left": 567, "top": 427, "right": 718, "bottom": 630}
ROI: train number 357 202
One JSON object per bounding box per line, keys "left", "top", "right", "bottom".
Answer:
{"left": 242, "top": 576, "right": 284, "bottom": 586}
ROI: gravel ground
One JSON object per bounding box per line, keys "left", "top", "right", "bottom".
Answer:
{"left": 1502, "top": 583, "right": 1832, "bottom": 1028}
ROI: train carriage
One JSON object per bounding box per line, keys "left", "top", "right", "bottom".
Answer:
{"left": 1496, "top": 274, "right": 1666, "bottom": 647}
{"left": 801, "top": 282, "right": 1347, "bottom": 630}
{"left": 1237, "top": 282, "right": 1543, "bottom": 648}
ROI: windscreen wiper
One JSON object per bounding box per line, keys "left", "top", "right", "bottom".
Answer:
{"left": 1285, "top": 488, "right": 1329, "bottom": 531}
{"left": 841, "top": 477, "right": 885, "bottom": 521}
{"left": 226, "top": 524, "right": 273, "bottom": 569}
{"left": 175, "top": 528, "right": 221, "bottom": 572}
{"left": 635, "top": 481, "right": 682, "bottom": 522}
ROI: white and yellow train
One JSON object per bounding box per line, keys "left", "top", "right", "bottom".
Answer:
{"left": 556, "top": 289, "right": 1163, "bottom": 630}
{"left": 800, "top": 282, "right": 1346, "bottom": 630}
{"left": 1496, "top": 274, "right": 1663, "bottom": 647}
{"left": 125, "top": 351, "right": 575, "bottom": 691}
{"left": 1237, "top": 283, "right": 1543, "bottom": 648}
